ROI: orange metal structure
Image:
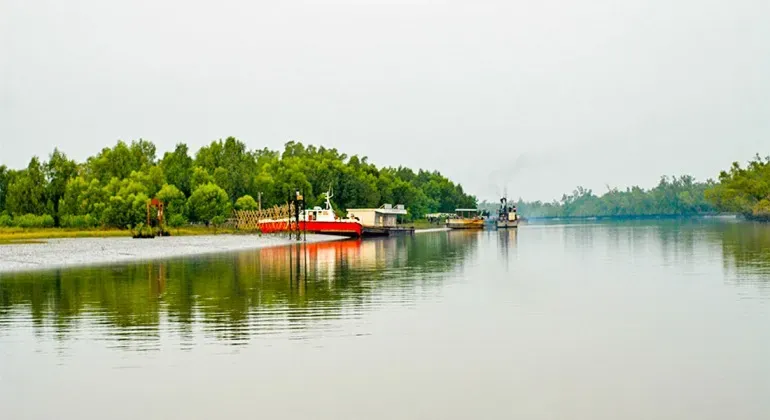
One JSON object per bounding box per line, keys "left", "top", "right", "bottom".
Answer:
{"left": 147, "top": 198, "right": 164, "bottom": 228}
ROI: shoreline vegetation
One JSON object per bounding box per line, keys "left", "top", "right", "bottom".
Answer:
{"left": 1, "top": 136, "right": 769, "bottom": 242}
{"left": 0, "top": 138, "right": 476, "bottom": 238}
{"left": 0, "top": 212, "right": 742, "bottom": 246}
{"left": 482, "top": 154, "right": 770, "bottom": 222}
{"left": 494, "top": 175, "right": 718, "bottom": 219}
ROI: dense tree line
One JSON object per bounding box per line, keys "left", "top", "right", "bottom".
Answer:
{"left": 511, "top": 175, "right": 716, "bottom": 218}
{"left": 0, "top": 138, "right": 476, "bottom": 228}
{"left": 503, "top": 154, "right": 770, "bottom": 220}
{"left": 704, "top": 154, "right": 770, "bottom": 220}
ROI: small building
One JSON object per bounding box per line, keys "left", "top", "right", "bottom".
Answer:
{"left": 347, "top": 204, "right": 408, "bottom": 228}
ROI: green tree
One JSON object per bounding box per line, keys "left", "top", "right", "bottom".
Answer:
{"left": 156, "top": 184, "right": 186, "bottom": 220}
{"left": 2, "top": 139, "right": 480, "bottom": 228}
{"left": 128, "top": 166, "right": 165, "bottom": 198}
{"left": 45, "top": 148, "right": 78, "bottom": 224}
{"left": 235, "top": 195, "right": 259, "bottom": 211}
{"left": 102, "top": 192, "right": 149, "bottom": 228}
{"left": 160, "top": 143, "right": 193, "bottom": 196}
{"left": 130, "top": 139, "right": 157, "bottom": 169}
{"left": 86, "top": 139, "right": 157, "bottom": 183}
{"left": 190, "top": 166, "right": 214, "bottom": 191}
{"left": 213, "top": 167, "right": 231, "bottom": 196}
{"left": 195, "top": 137, "right": 257, "bottom": 202}
{"left": 6, "top": 157, "right": 47, "bottom": 216}
{"left": 60, "top": 177, "right": 109, "bottom": 222}
{"left": 0, "top": 165, "right": 9, "bottom": 213}
{"left": 86, "top": 141, "right": 134, "bottom": 182}
{"left": 706, "top": 154, "right": 770, "bottom": 218}
{"left": 188, "top": 183, "right": 230, "bottom": 225}
{"left": 516, "top": 175, "right": 715, "bottom": 218}
{"left": 59, "top": 176, "right": 88, "bottom": 217}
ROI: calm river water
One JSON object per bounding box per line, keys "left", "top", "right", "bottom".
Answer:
{"left": 1, "top": 220, "right": 769, "bottom": 419}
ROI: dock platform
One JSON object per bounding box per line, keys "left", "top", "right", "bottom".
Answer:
{"left": 362, "top": 226, "right": 416, "bottom": 237}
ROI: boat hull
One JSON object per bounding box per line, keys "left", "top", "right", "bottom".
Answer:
{"left": 259, "top": 220, "right": 363, "bottom": 237}
{"left": 496, "top": 219, "right": 519, "bottom": 228}
{"left": 447, "top": 219, "right": 485, "bottom": 229}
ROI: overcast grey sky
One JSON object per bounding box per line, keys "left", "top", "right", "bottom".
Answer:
{"left": 2, "top": 0, "right": 769, "bottom": 201}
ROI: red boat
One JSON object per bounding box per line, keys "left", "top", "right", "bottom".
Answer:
{"left": 259, "top": 191, "right": 363, "bottom": 237}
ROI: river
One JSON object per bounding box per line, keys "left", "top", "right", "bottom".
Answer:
{"left": 1, "top": 220, "right": 769, "bottom": 419}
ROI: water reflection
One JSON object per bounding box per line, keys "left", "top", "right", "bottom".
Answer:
{"left": 558, "top": 219, "right": 770, "bottom": 290}
{"left": 715, "top": 222, "right": 770, "bottom": 285}
{"left": 0, "top": 233, "right": 479, "bottom": 348}
{"left": 4, "top": 223, "right": 770, "bottom": 419}
{"left": 2, "top": 221, "right": 769, "bottom": 351}
{"left": 496, "top": 229, "right": 518, "bottom": 262}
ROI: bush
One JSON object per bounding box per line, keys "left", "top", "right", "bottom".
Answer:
{"left": 102, "top": 193, "right": 149, "bottom": 228}
{"left": 167, "top": 214, "right": 187, "bottom": 228}
{"left": 43, "top": 214, "right": 56, "bottom": 228}
{"left": 157, "top": 184, "right": 186, "bottom": 218}
{"left": 751, "top": 199, "right": 770, "bottom": 221}
{"left": 0, "top": 213, "right": 12, "bottom": 227}
{"left": 60, "top": 214, "right": 100, "bottom": 229}
{"left": 13, "top": 214, "right": 55, "bottom": 228}
{"left": 235, "top": 195, "right": 258, "bottom": 211}
{"left": 188, "top": 183, "right": 230, "bottom": 225}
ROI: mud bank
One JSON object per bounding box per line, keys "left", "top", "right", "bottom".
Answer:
{"left": 0, "top": 234, "right": 343, "bottom": 273}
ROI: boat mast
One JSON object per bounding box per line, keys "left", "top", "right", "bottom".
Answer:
{"left": 324, "top": 189, "right": 334, "bottom": 211}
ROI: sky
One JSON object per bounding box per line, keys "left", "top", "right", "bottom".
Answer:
{"left": 2, "top": 0, "right": 769, "bottom": 202}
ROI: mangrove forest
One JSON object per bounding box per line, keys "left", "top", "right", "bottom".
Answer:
{"left": 508, "top": 154, "right": 770, "bottom": 220}
{"left": 2, "top": 139, "right": 769, "bottom": 227}
{"left": 0, "top": 138, "right": 476, "bottom": 228}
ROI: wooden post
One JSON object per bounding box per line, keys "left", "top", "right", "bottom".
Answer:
{"left": 294, "top": 190, "right": 300, "bottom": 241}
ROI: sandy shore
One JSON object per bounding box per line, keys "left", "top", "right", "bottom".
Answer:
{"left": 0, "top": 234, "right": 342, "bottom": 273}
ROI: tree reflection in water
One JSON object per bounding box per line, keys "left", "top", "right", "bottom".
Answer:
{"left": 0, "top": 233, "right": 479, "bottom": 348}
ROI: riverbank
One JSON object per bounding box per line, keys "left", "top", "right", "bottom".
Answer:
{"left": 522, "top": 213, "right": 737, "bottom": 223}
{"left": 405, "top": 219, "right": 445, "bottom": 230}
{"left": 0, "top": 226, "right": 243, "bottom": 243}
{"left": 0, "top": 234, "right": 343, "bottom": 273}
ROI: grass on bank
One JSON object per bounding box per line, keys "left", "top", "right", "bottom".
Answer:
{"left": 0, "top": 225, "right": 241, "bottom": 243}
{"left": 406, "top": 219, "right": 446, "bottom": 229}
{"left": 0, "top": 227, "right": 129, "bottom": 243}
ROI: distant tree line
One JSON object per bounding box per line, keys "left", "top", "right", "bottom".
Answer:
{"left": 0, "top": 138, "right": 477, "bottom": 228}
{"left": 509, "top": 175, "right": 717, "bottom": 218}
{"left": 510, "top": 153, "right": 770, "bottom": 220}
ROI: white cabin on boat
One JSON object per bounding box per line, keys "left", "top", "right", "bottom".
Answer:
{"left": 301, "top": 206, "right": 336, "bottom": 222}
{"left": 347, "top": 204, "right": 407, "bottom": 227}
